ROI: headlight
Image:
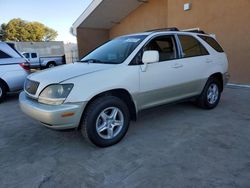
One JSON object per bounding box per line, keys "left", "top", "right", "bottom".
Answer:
{"left": 38, "top": 84, "right": 74, "bottom": 105}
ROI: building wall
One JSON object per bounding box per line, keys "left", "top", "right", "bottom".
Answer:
{"left": 15, "top": 41, "right": 64, "bottom": 57}
{"left": 77, "top": 0, "right": 250, "bottom": 83}
{"left": 109, "top": 0, "right": 168, "bottom": 38}
{"left": 64, "top": 43, "right": 78, "bottom": 64}
{"left": 77, "top": 28, "right": 109, "bottom": 58}
{"left": 168, "top": 0, "right": 250, "bottom": 84}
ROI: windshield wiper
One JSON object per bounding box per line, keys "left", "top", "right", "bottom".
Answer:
{"left": 80, "top": 59, "right": 120, "bottom": 64}
{"left": 80, "top": 59, "right": 104, "bottom": 64}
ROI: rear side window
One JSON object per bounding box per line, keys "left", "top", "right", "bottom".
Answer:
{"left": 178, "top": 35, "right": 209, "bottom": 58}
{"left": 31, "top": 53, "right": 37, "bottom": 58}
{"left": 199, "top": 35, "right": 224, "bottom": 52}
{"left": 0, "top": 50, "right": 11, "bottom": 59}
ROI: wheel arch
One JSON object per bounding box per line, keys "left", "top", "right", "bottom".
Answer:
{"left": 0, "top": 78, "right": 10, "bottom": 92}
{"left": 46, "top": 61, "right": 56, "bottom": 66}
{"left": 81, "top": 89, "right": 137, "bottom": 126}
{"left": 208, "top": 72, "right": 224, "bottom": 91}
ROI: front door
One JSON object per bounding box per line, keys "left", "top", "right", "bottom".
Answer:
{"left": 138, "top": 35, "right": 185, "bottom": 110}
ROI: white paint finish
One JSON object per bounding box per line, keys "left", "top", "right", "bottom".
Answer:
{"left": 142, "top": 50, "right": 159, "bottom": 64}
{"left": 27, "top": 63, "right": 117, "bottom": 98}
{"left": 1, "top": 65, "right": 28, "bottom": 91}
{"left": 63, "top": 64, "right": 140, "bottom": 103}
{"left": 0, "top": 42, "right": 29, "bottom": 91}
{"left": 22, "top": 31, "right": 229, "bottom": 126}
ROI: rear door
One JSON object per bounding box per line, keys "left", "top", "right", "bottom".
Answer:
{"left": 176, "top": 34, "right": 211, "bottom": 94}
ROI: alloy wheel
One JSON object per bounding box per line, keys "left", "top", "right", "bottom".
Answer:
{"left": 207, "top": 83, "right": 219, "bottom": 104}
{"left": 95, "top": 107, "right": 124, "bottom": 140}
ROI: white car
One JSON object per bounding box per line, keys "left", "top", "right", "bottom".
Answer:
{"left": 0, "top": 42, "right": 30, "bottom": 102}
{"left": 19, "top": 28, "right": 229, "bottom": 147}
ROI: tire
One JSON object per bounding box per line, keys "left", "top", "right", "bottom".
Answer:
{"left": 196, "top": 77, "right": 222, "bottom": 109}
{"left": 46, "top": 62, "right": 56, "bottom": 68}
{"left": 80, "top": 96, "right": 130, "bottom": 147}
{"left": 0, "top": 81, "right": 7, "bottom": 103}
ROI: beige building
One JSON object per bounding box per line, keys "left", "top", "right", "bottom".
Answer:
{"left": 72, "top": 0, "right": 250, "bottom": 84}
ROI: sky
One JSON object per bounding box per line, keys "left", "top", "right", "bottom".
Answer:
{"left": 0, "top": 0, "right": 93, "bottom": 43}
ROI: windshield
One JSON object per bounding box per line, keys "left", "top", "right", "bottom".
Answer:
{"left": 80, "top": 35, "right": 146, "bottom": 64}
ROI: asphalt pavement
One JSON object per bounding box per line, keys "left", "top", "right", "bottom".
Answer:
{"left": 0, "top": 87, "right": 250, "bottom": 188}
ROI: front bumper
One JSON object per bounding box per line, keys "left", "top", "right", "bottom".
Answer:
{"left": 19, "top": 91, "right": 87, "bottom": 129}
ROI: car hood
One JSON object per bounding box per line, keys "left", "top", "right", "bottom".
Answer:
{"left": 28, "top": 62, "right": 116, "bottom": 84}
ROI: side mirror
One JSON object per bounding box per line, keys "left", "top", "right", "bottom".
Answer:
{"left": 142, "top": 50, "right": 159, "bottom": 64}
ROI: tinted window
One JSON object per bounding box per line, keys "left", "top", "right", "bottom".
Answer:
{"left": 145, "top": 35, "right": 177, "bottom": 62}
{"left": 130, "top": 49, "right": 143, "bottom": 65}
{"left": 178, "top": 35, "right": 209, "bottom": 58}
{"left": 31, "top": 53, "right": 37, "bottom": 58}
{"left": 0, "top": 50, "right": 11, "bottom": 59}
{"left": 23, "top": 53, "right": 30, "bottom": 58}
{"left": 199, "top": 35, "right": 224, "bottom": 52}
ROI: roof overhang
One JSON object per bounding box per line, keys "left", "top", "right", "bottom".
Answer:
{"left": 71, "top": 0, "right": 147, "bottom": 36}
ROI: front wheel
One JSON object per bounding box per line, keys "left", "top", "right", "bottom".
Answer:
{"left": 196, "top": 78, "right": 222, "bottom": 109}
{"left": 80, "top": 96, "right": 130, "bottom": 147}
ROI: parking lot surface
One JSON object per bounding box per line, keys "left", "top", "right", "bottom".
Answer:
{"left": 0, "top": 87, "right": 250, "bottom": 188}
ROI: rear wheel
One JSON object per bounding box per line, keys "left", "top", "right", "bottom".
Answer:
{"left": 0, "top": 81, "right": 7, "bottom": 103}
{"left": 46, "top": 62, "right": 56, "bottom": 68}
{"left": 80, "top": 96, "right": 130, "bottom": 147}
{"left": 196, "top": 78, "right": 221, "bottom": 109}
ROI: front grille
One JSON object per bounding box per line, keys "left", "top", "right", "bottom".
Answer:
{"left": 24, "top": 79, "right": 40, "bottom": 95}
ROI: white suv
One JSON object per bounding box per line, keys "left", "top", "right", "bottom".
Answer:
{"left": 19, "top": 28, "right": 229, "bottom": 147}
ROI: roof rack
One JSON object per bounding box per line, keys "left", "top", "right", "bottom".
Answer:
{"left": 146, "top": 27, "right": 179, "bottom": 32}
{"left": 181, "top": 28, "right": 206, "bottom": 34}
{"left": 145, "top": 27, "right": 207, "bottom": 34}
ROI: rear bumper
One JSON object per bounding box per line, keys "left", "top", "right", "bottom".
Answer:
{"left": 19, "top": 91, "right": 87, "bottom": 129}
{"left": 6, "top": 70, "right": 29, "bottom": 92}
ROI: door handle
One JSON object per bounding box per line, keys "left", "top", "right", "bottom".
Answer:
{"left": 172, "top": 63, "right": 183, "bottom": 68}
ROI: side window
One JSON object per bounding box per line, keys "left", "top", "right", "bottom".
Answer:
{"left": 31, "top": 53, "right": 37, "bottom": 58}
{"left": 130, "top": 49, "right": 143, "bottom": 65}
{"left": 199, "top": 35, "right": 224, "bottom": 52}
{"left": 23, "top": 53, "right": 30, "bottom": 58}
{"left": 144, "top": 35, "right": 178, "bottom": 62}
{"left": 0, "top": 50, "right": 12, "bottom": 59}
{"left": 178, "top": 35, "right": 209, "bottom": 58}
